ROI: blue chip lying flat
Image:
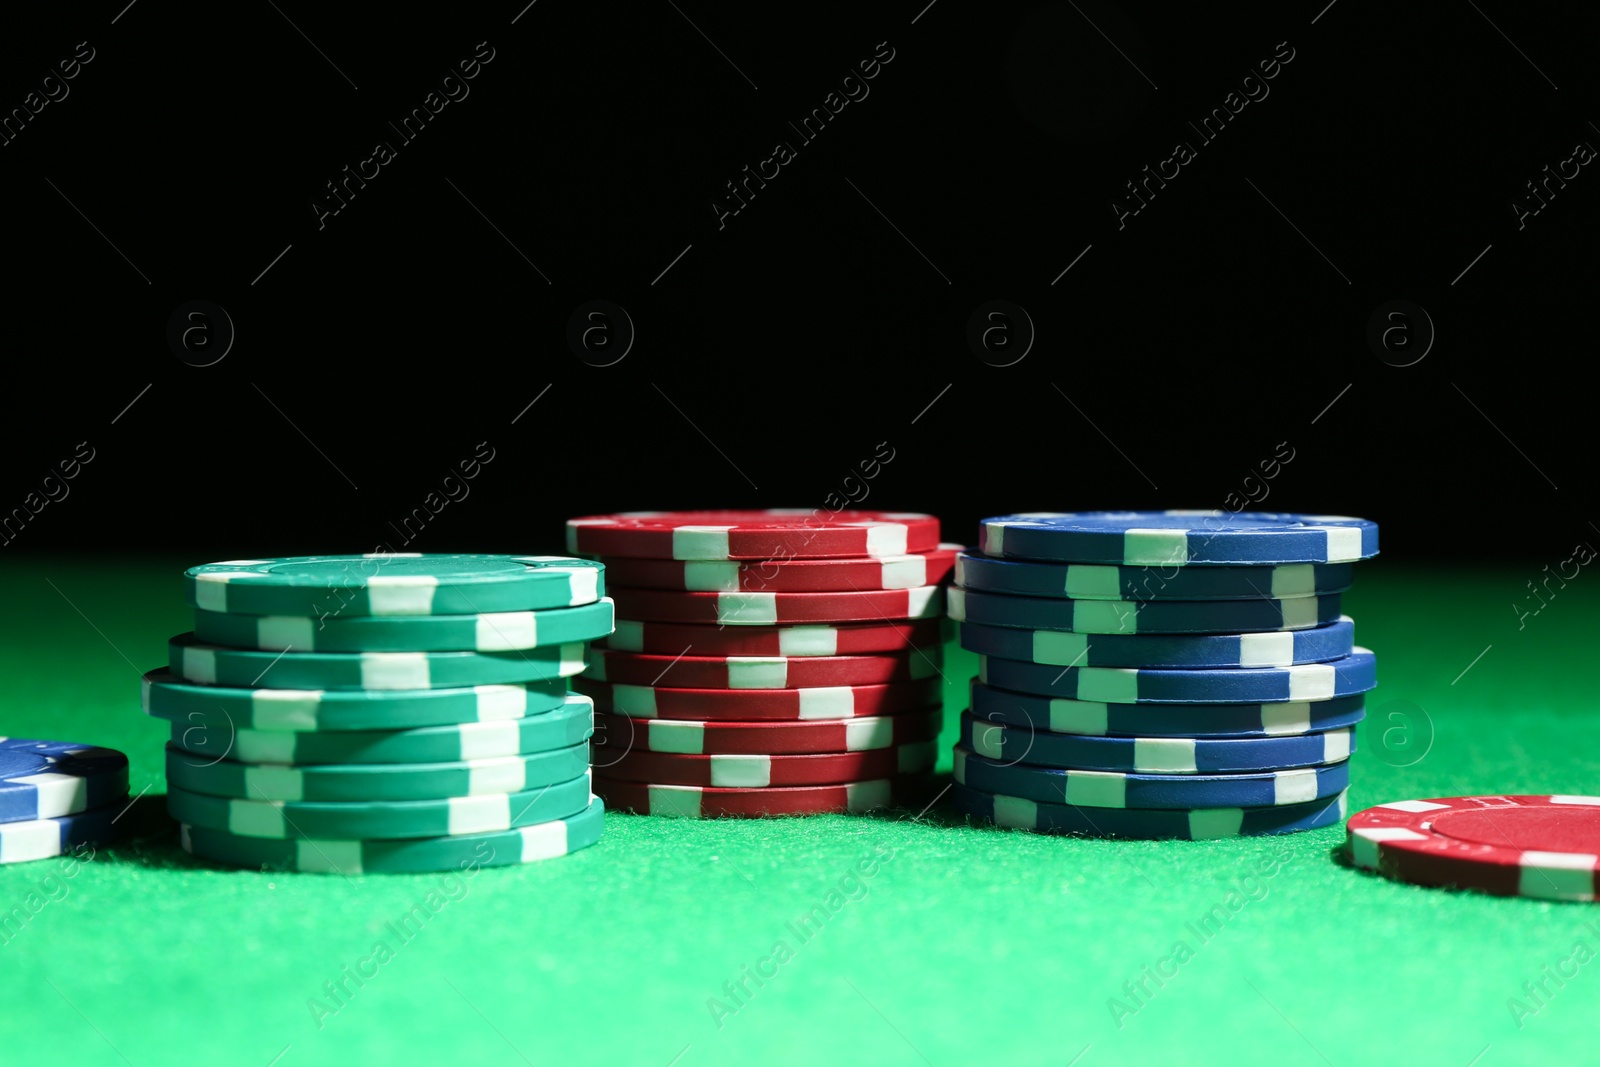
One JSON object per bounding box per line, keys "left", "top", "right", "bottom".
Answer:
{"left": 953, "top": 745, "right": 1350, "bottom": 809}
{"left": 948, "top": 586, "right": 1342, "bottom": 634}
{"left": 978, "top": 511, "right": 1379, "bottom": 565}
{"left": 958, "top": 711, "right": 1355, "bottom": 773}
{"left": 950, "top": 782, "right": 1349, "bottom": 838}
{"left": 977, "top": 648, "right": 1377, "bottom": 704}
{"left": 0, "top": 802, "right": 124, "bottom": 864}
{"left": 0, "top": 739, "right": 130, "bottom": 822}
{"left": 957, "top": 617, "right": 1356, "bottom": 668}
{"left": 968, "top": 681, "right": 1367, "bottom": 738}
{"left": 954, "top": 554, "right": 1355, "bottom": 600}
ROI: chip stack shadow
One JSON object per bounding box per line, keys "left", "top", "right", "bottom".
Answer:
{"left": 144, "top": 554, "right": 613, "bottom": 874}
{"left": 568, "top": 510, "right": 956, "bottom": 817}
{"left": 948, "top": 511, "right": 1380, "bottom": 839}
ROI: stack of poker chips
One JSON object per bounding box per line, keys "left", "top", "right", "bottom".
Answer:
{"left": 142, "top": 554, "right": 613, "bottom": 874}
{"left": 566, "top": 510, "right": 955, "bottom": 817}
{"left": 0, "top": 738, "right": 129, "bottom": 865}
{"left": 948, "top": 511, "right": 1379, "bottom": 840}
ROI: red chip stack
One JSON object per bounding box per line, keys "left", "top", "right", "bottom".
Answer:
{"left": 566, "top": 510, "right": 956, "bottom": 817}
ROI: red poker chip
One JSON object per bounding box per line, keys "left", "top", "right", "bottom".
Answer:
{"left": 599, "top": 544, "right": 962, "bottom": 593}
{"left": 603, "top": 617, "right": 948, "bottom": 657}
{"left": 587, "top": 647, "right": 942, "bottom": 689}
{"left": 573, "top": 676, "right": 944, "bottom": 721}
{"left": 593, "top": 740, "right": 938, "bottom": 787}
{"left": 566, "top": 510, "right": 942, "bottom": 560}
{"left": 1346, "top": 795, "right": 1600, "bottom": 901}
{"left": 592, "top": 708, "right": 943, "bottom": 756}
{"left": 607, "top": 585, "right": 944, "bottom": 626}
{"left": 593, "top": 772, "right": 933, "bottom": 817}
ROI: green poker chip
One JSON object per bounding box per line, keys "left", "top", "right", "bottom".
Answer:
{"left": 181, "top": 797, "right": 605, "bottom": 874}
{"left": 168, "top": 633, "right": 587, "bottom": 690}
{"left": 165, "top": 773, "right": 593, "bottom": 839}
{"left": 191, "top": 598, "right": 614, "bottom": 652}
{"left": 184, "top": 554, "right": 605, "bottom": 617}
{"left": 166, "top": 692, "right": 593, "bottom": 763}
{"left": 141, "top": 669, "right": 571, "bottom": 732}
{"left": 164, "top": 740, "right": 591, "bottom": 802}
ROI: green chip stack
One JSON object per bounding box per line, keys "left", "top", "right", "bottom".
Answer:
{"left": 142, "top": 554, "right": 614, "bottom": 874}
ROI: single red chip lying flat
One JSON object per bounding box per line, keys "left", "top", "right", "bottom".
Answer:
{"left": 1345, "top": 795, "right": 1600, "bottom": 901}
{"left": 593, "top": 740, "right": 938, "bottom": 787}
{"left": 602, "top": 617, "right": 947, "bottom": 657}
{"left": 606, "top": 585, "right": 944, "bottom": 626}
{"left": 565, "top": 510, "right": 942, "bottom": 560}
{"left": 598, "top": 545, "right": 961, "bottom": 592}
{"left": 591, "top": 709, "right": 943, "bottom": 755}
{"left": 573, "top": 676, "right": 942, "bottom": 720}
{"left": 593, "top": 773, "right": 932, "bottom": 817}
{"left": 586, "top": 647, "right": 941, "bottom": 689}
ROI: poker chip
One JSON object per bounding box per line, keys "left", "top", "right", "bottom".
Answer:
{"left": 952, "top": 783, "right": 1349, "bottom": 839}
{"left": 957, "top": 617, "right": 1356, "bottom": 669}
{"left": 191, "top": 598, "right": 615, "bottom": 652}
{"left": 167, "top": 633, "right": 588, "bottom": 690}
{"left": 0, "top": 739, "right": 130, "bottom": 822}
{"left": 954, "top": 554, "right": 1355, "bottom": 601}
{"left": 945, "top": 508, "right": 1377, "bottom": 838}
{"left": 592, "top": 773, "right": 930, "bottom": 817}
{"left": 566, "top": 510, "right": 942, "bottom": 560}
{"left": 949, "top": 586, "right": 1342, "bottom": 634}
{"left": 167, "top": 692, "right": 594, "bottom": 764}
{"left": 574, "top": 676, "right": 943, "bottom": 720}
{"left": 586, "top": 647, "right": 941, "bottom": 689}
{"left": 595, "top": 740, "right": 938, "bottom": 787}
{"left": 575, "top": 511, "right": 952, "bottom": 816}
{"left": 969, "top": 681, "right": 1368, "bottom": 738}
{"left": 0, "top": 802, "right": 126, "bottom": 865}
{"left": 185, "top": 555, "right": 604, "bottom": 616}
{"left": 977, "top": 511, "right": 1380, "bottom": 565}
{"left": 959, "top": 711, "right": 1355, "bottom": 773}
{"left": 603, "top": 617, "right": 947, "bottom": 657}
{"left": 607, "top": 585, "right": 944, "bottom": 626}
{"left": 161, "top": 552, "right": 616, "bottom": 869}
{"left": 1345, "top": 795, "right": 1600, "bottom": 901}
{"left": 181, "top": 797, "right": 605, "bottom": 874}
{"left": 953, "top": 745, "right": 1350, "bottom": 809}
{"left": 592, "top": 708, "right": 942, "bottom": 756}
{"left": 166, "top": 773, "right": 594, "bottom": 839}
{"left": 164, "top": 741, "right": 592, "bottom": 802}
{"left": 976, "top": 648, "right": 1378, "bottom": 704}
{"left": 603, "top": 544, "right": 961, "bottom": 592}
{"left": 142, "top": 669, "right": 572, "bottom": 731}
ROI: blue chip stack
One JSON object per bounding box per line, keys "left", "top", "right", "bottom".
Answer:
{"left": 946, "top": 510, "right": 1380, "bottom": 840}
{"left": 0, "top": 738, "right": 130, "bottom": 865}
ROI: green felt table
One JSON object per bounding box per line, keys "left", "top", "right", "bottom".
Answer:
{"left": 2, "top": 556, "right": 1596, "bottom": 1067}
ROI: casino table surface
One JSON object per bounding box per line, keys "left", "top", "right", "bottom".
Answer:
{"left": 2, "top": 555, "right": 1595, "bottom": 1067}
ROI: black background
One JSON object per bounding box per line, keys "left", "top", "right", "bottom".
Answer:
{"left": 2, "top": 1, "right": 1593, "bottom": 563}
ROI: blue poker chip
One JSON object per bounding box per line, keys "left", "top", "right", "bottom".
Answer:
{"left": 953, "top": 745, "right": 1350, "bottom": 809}
{"left": 978, "top": 648, "right": 1377, "bottom": 704}
{"left": 958, "top": 711, "right": 1355, "bottom": 773}
{"left": 0, "top": 802, "right": 125, "bottom": 864}
{"left": 954, "top": 554, "right": 1355, "bottom": 601}
{"left": 949, "top": 782, "right": 1349, "bottom": 838}
{"left": 948, "top": 586, "right": 1342, "bottom": 634}
{"left": 957, "top": 617, "right": 1355, "bottom": 669}
{"left": 968, "top": 681, "right": 1367, "bottom": 738}
{"left": 0, "top": 739, "right": 130, "bottom": 822}
{"left": 978, "top": 511, "right": 1379, "bottom": 565}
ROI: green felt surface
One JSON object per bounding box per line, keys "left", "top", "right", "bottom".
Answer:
{"left": 2, "top": 555, "right": 1597, "bottom": 1067}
